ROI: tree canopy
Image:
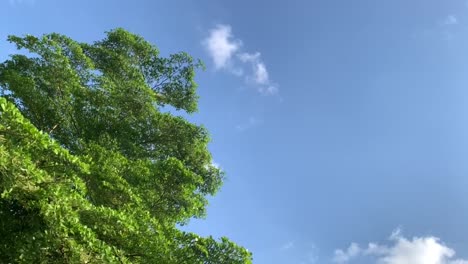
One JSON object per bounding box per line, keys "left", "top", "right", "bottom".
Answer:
{"left": 0, "top": 28, "right": 251, "bottom": 263}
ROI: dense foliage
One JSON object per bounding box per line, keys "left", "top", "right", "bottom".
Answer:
{"left": 0, "top": 28, "right": 251, "bottom": 263}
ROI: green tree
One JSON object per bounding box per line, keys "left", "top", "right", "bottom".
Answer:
{"left": 0, "top": 28, "right": 252, "bottom": 263}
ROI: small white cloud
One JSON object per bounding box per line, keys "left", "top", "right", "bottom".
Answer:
{"left": 238, "top": 52, "right": 261, "bottom": 63}
{"left": 281, "top": 241, "right": 295, "bottom": 251}
{"left": 203, "top": 25, "right": 279, "bottom": 96}
{"left": 203, "top": 24, "right": 241, "bottom": 69}
{"left": 365, "top": 242, "right": 390, "bottom": 256}
{"left": 332, "top": 229, "right": 468, "bottom": 264}
{"left": 254, "top": 62, "right": 269, "bottom": 85}
{"left": 333, "top": 243, "right": 361, "bottom": 264}
{"left": 444, "top": 15, "right": 458, "bottom": 25}
{"left": 237, "top": 52, "right": 278, "bottom": 95}
{"left": 389, "top": 227, "right": 402, "bottom": 240}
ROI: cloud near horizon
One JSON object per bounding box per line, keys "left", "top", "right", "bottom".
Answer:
{"left": 203, "top": 24, "right": 278, "bottom": 95}
{"left": 332, "top": 229, "right": 468, "bottom": 264}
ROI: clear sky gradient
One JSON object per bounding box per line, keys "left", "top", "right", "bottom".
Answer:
{"left": 2, "top": 1, "right": 468, "bottom": 263}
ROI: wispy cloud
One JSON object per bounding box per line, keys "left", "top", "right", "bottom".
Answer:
{"left": 332, "top": 243, "right": 361, "bottom": 263}
{"left": 238, "top": 52, "right": 278, "bottom": 95}
{"left": 332, "top": 229, "right": 468, "bottom": 264}
{"left": 443, "top": 15, "right": 458, "bottom": 25}
{"left": 203, "top": 24, "right": 279, "bottom": 95}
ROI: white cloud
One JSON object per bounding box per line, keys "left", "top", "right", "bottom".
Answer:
{"left": 203, "top": 24, "right": 279, "bottom": 95}
{"left": 333, "top": 243, "right": 361, "bottom": 264}
{"left": 203, "top": 24, "right": 241, "bottom": 69}
{"left": 444, "top": 15, "right": 458, "bottom": 25}
{"left": 332, "top": 229, "right": 468, "bottom": 264}
{"left": 238, "top": 52, "right": 261, "bottom": 63}
{"left": 254, "top": 62, "right": 268, "bottom": 84}
{"left": 238, "top": 52, "right": 278, "bottom": 95}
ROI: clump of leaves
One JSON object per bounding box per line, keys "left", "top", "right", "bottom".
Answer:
{"left": 0, "top": 29, "right": 251, "bottom": 263}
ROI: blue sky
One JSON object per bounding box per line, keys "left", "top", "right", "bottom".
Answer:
{"left": 3, "top": 0, "right": 468, "bottom": 263}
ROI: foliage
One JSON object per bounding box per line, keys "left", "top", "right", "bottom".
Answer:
{"left": 0, "top": 29, "right": 251, "bottom": 263}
